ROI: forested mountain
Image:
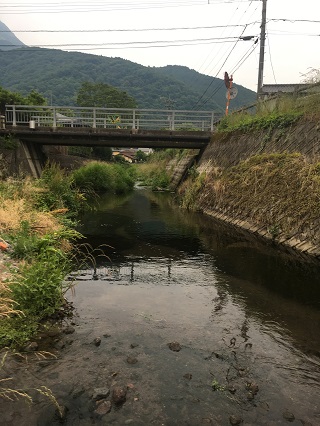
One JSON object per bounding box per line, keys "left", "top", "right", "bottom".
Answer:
{"left": 0, "top": 25, "right": 255, "bottom": 111}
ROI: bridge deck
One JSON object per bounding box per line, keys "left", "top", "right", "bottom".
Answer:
{"left": 1, "top": 126, "right": 212, "bottom": 149}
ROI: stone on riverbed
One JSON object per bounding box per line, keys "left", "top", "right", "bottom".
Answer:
{"left": 93, "top": 337, "right": 101, "bottom": 346}
{"left": 229, "top": 414, "right": 243, "bottom": 425}
{"left": 282, "top": 410, "right": 295, "bottom": 422}
{"left": 127, "top": 355, "right": 138, "bottom": 364}
{"left": 94, "top": 399, "right": 112, "bottom": 416}
{"left": 92, "top": 388, "right": 110, "bottom": 400}
{"left": 112, "top": 386, "right": 127, "bottom": 405}
{"left": 168, "top": 341, "right": 182, "bottom": 352}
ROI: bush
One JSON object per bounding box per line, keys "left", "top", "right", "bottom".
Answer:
{"left": 9, "top": 248, "right": 71, "bottom": 318}
{"left": 72, "top": 161, "right": 135, "bottom": 194}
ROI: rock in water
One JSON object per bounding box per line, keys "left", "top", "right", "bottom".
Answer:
{"left": 95, "top": 400, "right": 112, "bottom": 416}
{"left": 112, "top": 386, "right": 127, "bottom": 405}
{"left": 93, "top": 337, "right": 101, "bottom": 347}
{"left": 168, "top": 341, "right": 182, "bottom": 352}
{"left": 92, "top": 388, "right": 110, "bottom": 400}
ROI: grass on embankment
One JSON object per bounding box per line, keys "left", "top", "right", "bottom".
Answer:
{"left": 217, "top": 90, "right": 320, "bottom": 134}
{"left": 0, "top": 161, "right": 136, "bottom": 348}
{"left": 135, "top": 149, "right": 192, "bottom": 190}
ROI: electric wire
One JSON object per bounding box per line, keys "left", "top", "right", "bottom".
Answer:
{"left": 192, "top": 0, "right": 257, "bottom": 109}
{"left": 0, "top": 23, "right": 258, "bottom": 33}
{"left": 266, "top": 30, "right": 277, "bottom": 84}
{"left": 197, "top": 37, "right": 258, "bottom": 109}
{"left": 1, "top": 39, "right": 242, "bottom": 50}
{"left": 191, "top": 0, "right": 260, "bottom": 108}
{"left": 205, "top": 0, "right": 258, "bottom": 76}
{"left": 192, "top": 24, "right": 248, "bottom": 110}
{"left": 195, "top": 0, "right": 244, "bottom": 76}
{"left": 0, "top": 0, "right": 261, "bottom": 14}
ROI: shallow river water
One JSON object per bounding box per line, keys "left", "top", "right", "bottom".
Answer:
{"left": 2, "top": 188, "right": 320, "bottom": 425}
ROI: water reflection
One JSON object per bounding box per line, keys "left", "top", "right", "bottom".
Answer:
{"left": 78, "top": 188, "right": 320, "bottom": 309}
{"left": 74, "top": 188, "right": 320, "bottom": 423}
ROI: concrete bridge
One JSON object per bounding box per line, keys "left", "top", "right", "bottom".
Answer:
{"left": 1, "top": 105, "right": 220, "bottom": 176}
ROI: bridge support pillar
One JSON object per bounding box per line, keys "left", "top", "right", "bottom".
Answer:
{"left": 20, "top": 141, "right": 45, "bottom": 178}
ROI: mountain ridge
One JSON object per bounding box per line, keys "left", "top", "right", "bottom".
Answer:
{"left": 0, "top": 22, "right": 256, "bottom": 111}
{"left": 0, "top": 21, "right": 25, "bottom": 50}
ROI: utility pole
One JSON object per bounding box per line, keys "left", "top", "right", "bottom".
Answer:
{"left": 257, "top": 0, "right": 267, "bottom": 97}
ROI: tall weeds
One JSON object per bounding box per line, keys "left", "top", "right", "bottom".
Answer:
{"left": 0, "top": 165, "right": 85, "bottom": 348}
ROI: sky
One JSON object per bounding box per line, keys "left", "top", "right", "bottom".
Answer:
{"left": 0, "top": 0, "right": 319, "bottom": 93}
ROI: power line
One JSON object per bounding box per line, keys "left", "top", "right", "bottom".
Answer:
{"left": 268, "top": 18, "right": 320, "bottom": 24}
{"left": 2, "top": 39, "right": 243, "bottom": 50}
{"left": 195, "top": 38, "right": 258, "bottom": 109}
{"left": 266, "top": 31, "right": 277, "bottom": 84}
{"left": 196, "top": 0, "right": 248, "bottom": 76}
{"left": 231, "top": 38, "right": 258, "bottom": 74}
{"left": 0, "top": 36, "right": 243, "bottom": 48}
{"left": 0, "top": 23, "right": 257, "bottom": 33}
{"left": 192, "top": 24, "right": 248, "bottom": 110}
{"left": 204, "top": 0, "right": 257, "bottom": 77}
{"left": 0, "top": 0, "right": 260, "bottom": 14}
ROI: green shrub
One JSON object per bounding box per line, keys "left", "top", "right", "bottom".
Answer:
{"left": 9, "top": 248, "right": 72, "bottom": 318}
{"left": 72, "top": 161, "right": 135, "bottom": 194}
{"left": 150, "top": 170, "right": 170, "bottom": 190}
{"left": 0, "top": 316, "right": 39, "bottom": 348}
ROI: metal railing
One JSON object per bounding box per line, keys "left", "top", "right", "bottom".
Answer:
{"left": 5, "top": 105, "right": 221, "bottom": 132}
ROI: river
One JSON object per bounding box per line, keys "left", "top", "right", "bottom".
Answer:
{"left": 2, "top": 188, "right": 320, "bottom": 425}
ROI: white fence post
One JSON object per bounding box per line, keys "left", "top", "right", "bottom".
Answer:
{"left": 93, "top": 108, "right": 96, "bottom": 129}
{"left": 12, "top": 105, "right": 17, "bottom": 127}
{"left": 210, "top": 112, "right": 214, "bottom": 131}
{"left": 53, "top": 107, "right": 57, "bottom": 128}
{"left": 132, "top": 109, "right": 136, "bottom": 130}
{"left": 171, "top": 111, "right": 175, "bottom": 131}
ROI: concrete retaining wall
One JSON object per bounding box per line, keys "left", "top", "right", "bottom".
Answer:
{"left": 196, "top": 118, "right": 320, "bottom": 260}
{"left": 200, "top": 118, "right": 320, "bottom": 169}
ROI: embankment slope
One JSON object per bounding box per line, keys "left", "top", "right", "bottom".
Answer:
{"left": 178, "top": 116, "right": 320, "bottom": 258}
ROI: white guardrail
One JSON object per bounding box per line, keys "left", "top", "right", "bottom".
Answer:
{"left": 5, "top": 105, "right": 221, "bottom": 132}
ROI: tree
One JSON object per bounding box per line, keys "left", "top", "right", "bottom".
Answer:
{"left": 0, "top": 86, "right": 47, "bottom": 115}
{"left": 301, "top": 68, "right": 320, "bottom": 85}
{"left": 76, "top": 82, "right": 137, "bottom": 162}
{"left": 0, "top": 86, "right": 25, "bottom": 114}
{"left": 76, "top": 82, "right": 137, "bottom": 108}
{"left": 136, "top": 150, "right": 147, "bottom": 162}
{"left": 25, "top": 90, "right": 46, "bottom": 106}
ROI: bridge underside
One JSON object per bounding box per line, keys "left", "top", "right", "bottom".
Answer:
{"left": 3, "top": 127, "right": 212, "bottom": 149}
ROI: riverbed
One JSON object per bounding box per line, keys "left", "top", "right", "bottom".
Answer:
{"left": 1, "top": 188, "right": 320, "bottom": 425}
